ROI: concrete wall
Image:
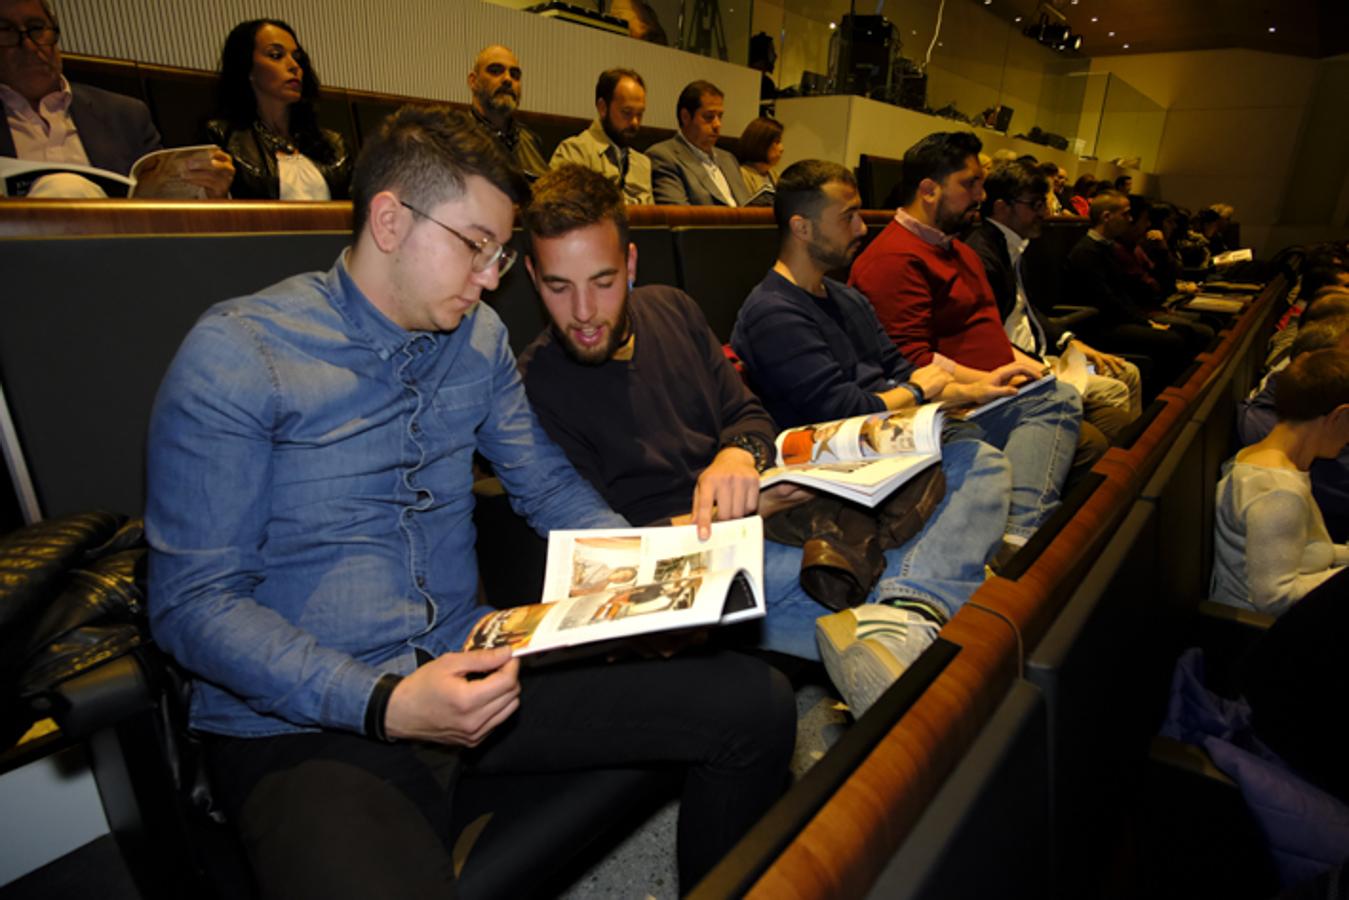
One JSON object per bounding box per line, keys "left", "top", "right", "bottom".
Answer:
{"left": 1088, "top": 48, "right": 1337, "bottom": 256}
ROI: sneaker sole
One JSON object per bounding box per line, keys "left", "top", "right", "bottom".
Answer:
{"left": 816, "top": 611, "right": 907, "bottom": 718}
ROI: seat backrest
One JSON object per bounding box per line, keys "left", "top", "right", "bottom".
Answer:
{"left": 1023, "top": 218, "right": 1090, "bottom": 313}
{"left": 856, "top": 154, "right": 904, "bottom": 210}
{"left": 670, "top": 225, "right": 778, "bottom": 341}
{"left": 0, "top": 232, "right": 349, "bottom": 520}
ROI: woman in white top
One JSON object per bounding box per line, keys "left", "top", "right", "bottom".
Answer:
{"left": 1211, "top": 347, "right": 1349, "bottom": 615}
{"left": 205, "top": 19, "right": 351, "bottom": 200}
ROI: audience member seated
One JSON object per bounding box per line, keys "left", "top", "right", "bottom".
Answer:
{"left": 1038, "top": 160, "right": 1065, "bottom": 215}
{"left": 145, "top": 106, "right": 795, "bottom": 896}
{"left": 0, "top": 0, "right": 231, "bottom": 197}
{"left": 1139, "top": 201, "right": 1195, "bottom": 299}
{"left": 468, "top": 43, "right": 545, "bottom": 180}
{"left": 1264, "top": 289, "right": 1349, "bottom": 374}
{"left": 206, "top": 19, "right": 350, "bottom": 200}
{"left": 732, "top": 159, "right": 1079, "bottom": 559}
{"left": 1195, "top": 206, "right": 1229, "bottom": 255}
{"left": 1067, "top": 174, "right": 1096, "bottom": 216}
{"left": 1113, "top": 174, "right": 1133, "bottom": 194}
{"left": 518, "top": 164, "right": 1010, "bottom": 717}
{"left": 1264, "top": 259, "right": 1349, "bottom": 368}
{"left": 965, "top": 161, "right": 1141, "bottom": 443}
{"left": 549, "top": 67, "right": 651, "bottom": 205}
{"left": 1064, "top": 190, "right": 1193, "bottom": 388}
{"left": 1238, "top": 316, "right": 1349, "bottom": 543}
{"left": 1211, "top": 348, "right": 1349, "bottom": 617}
{"left": 845, "top": 135, "right": 1092, "bottom": 489}
{"left": 648, "top": 80, "right": 749, "bottom": 207}
{"left": 735, "top": 115, "right": 782, "bottom": 203}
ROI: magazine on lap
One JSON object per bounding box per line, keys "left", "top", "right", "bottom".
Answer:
{"left": 464, "top": 518, "right": 764, "bottom": 657}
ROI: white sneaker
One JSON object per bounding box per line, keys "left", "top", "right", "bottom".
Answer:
{"left": 815, "top": 604, "right": 943, "bottom": 718}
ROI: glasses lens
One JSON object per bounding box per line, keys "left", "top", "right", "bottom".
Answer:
{"left": 497, "top": 246, "right": 518, "bottom": 276}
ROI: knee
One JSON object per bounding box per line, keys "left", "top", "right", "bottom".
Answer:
{"left": 705, "top": 654, "right": 796, "bottom": 766}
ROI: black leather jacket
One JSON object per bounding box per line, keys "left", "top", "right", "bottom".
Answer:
{"left": 205, "top": 119, "right": 351, "bottom": 200}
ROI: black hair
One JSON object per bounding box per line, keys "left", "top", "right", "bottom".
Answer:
{"left": 980, "top": 161, "right": 1048, "bottom": 218}
{"left": 774, "top": 159, "right": 856, "bottom": 234}
{"left": 215, "top": 19, "right": 335, "bottom": 164}
{"left": 894, "top": 131, "right": 983, "bottom": 206}
{"left": 1274, "top": 348, "right": 1349, "bottom": 422}
{"left": 676, "top": 80, "right": 722, "bottom": 123}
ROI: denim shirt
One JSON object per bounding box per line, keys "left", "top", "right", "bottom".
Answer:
{"left": 146, "top": 253, "right": 625, "bottom": 738}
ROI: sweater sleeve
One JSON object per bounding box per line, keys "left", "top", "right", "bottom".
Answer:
{"left": 679, "top": 292, "right": 778, "bottom": 451}
{"left": 735, "top": 289, "right": 887, "bottom": 426}
{"left": 1244, "top": 488, "right": 1343, "bottom": 615}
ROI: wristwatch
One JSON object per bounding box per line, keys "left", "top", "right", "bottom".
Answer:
{"left": 722, "top": 434, "right": 773, "bottom": 473}
{"left": 897, "top": 381, "right": 926, "bottom": 406}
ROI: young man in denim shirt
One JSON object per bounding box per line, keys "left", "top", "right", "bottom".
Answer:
{"left": 146, "top": 106, "right": 793, "bottom": 897}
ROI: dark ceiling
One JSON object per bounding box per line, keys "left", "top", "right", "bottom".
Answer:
{"left": 995, "top": 0, "right": 1349, "bottom": 59}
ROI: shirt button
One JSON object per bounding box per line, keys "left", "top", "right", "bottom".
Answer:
{"left": 411, "top": 421, "right": 421, "bottom": 434}
{"left": 416, "top": 575, "right": 426, "bottom": 588}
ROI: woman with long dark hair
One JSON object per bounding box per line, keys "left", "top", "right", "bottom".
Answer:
{"left": 206, "top": 19, "right": 351, "bottom": 199}
{"left": 735, "top": 116, "right": 784, "bottom": 198}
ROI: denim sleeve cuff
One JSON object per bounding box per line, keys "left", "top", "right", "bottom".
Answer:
{"left": 363, "top": 672, "right": 404, "bottom": 742}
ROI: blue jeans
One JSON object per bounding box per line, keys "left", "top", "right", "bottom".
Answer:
{"left": 757, "top": 439, "right": 1011, "bottom": 660}
{"left": 962, "top": 380, "right": 1081, "bottom": 540}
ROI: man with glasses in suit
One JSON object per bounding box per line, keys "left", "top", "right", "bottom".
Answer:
{"left": 0, "top": 0, "right": 231, "bottom": 194}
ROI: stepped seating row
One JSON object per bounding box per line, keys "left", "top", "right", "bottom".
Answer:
{"left": 0, "top": 200, "right": 1279, "bottom": 897}
{"left": 60, "top": 53, "right": 726, "bottom": 175}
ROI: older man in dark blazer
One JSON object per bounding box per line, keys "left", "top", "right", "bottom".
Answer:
{"left": 647, "top": 80, "right": 749, "bottom": 206}
{"left": 1, "top": 0, "right": 230, "bottom": 193}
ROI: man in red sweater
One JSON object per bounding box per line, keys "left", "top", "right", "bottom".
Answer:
{"left": 850, "top": 131, "right": 1104, "bottom": 477}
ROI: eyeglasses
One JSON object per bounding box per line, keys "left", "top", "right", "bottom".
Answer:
{"left": 400, "top": 201, "right": 517, "bottom": 276}
{"left": 1013, "top": 196, "right": 1048, "bottom": 213}
{"left": 0, "top": 23, "right": 59, "bottom": 47}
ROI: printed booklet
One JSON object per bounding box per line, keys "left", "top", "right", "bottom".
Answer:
{"left": 759, "top": 374, "right": 1056, "bottom": 506}
{"left": 463, "top": 517, "right": 764, "bottom": 656}
{"left": 0, "top": 145, "right": 219, "bottom": 198}
{"left": 760, "top": 404, "right": 945, "bottom": 506}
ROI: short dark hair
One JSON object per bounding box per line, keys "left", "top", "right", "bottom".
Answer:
{"left": 1290, "top": 315, "right": 1349, "bottom": 359}
{"left": 1088, "top": 189, "right": 1128, "bottom": 226}
{"left": 1274, "top": 348, "right": 1349, "bottom": 422}
{"left": 350, "top": 105, "right": 528, "bottom": 240}
{"left": 1147, "top": 201, "right": 1177, "bottom": 230}
{"left": 981, "top": 161, "right": 1048, "bottom": 217}
{"left": 1038, "top": 160, "right": 1060, "bottom": 179}
{"left": 1114, "top": 175, "right": 1133, "bottom": 190}
{"left": 774, "top": 159, "right": 856, "bottom": 235}
{"left": 895, "top": 131, "right": 983, "bottom": 206}
{"left": 596, "top": 68, "right": 644, "bottom": 104}
{"left": 677, "top": 80, "right": 722, "bottom": 121}
{"left": 1127, "top": 193, "right": 1151, "bottom": 224}
{"left": 736, "top": 117, "right": 784, "bottom": 166}
{"left": 1072, "top": 174, "right": 1097, "bottom": 196}
{"left": 521, "top": 163, "right": 628, "bottom": 252}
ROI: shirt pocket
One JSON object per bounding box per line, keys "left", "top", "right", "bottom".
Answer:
{"left": 430, "top": 377, "right": 493, "bottom": 444}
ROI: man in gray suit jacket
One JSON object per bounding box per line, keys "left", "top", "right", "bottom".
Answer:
{"left": 647, "top": 80, "right": 750, "bottom": 207}
{"left": 1, "top": 0, "right": 230, "bottom": 193}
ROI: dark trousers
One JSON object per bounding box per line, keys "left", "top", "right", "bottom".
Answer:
{"left": 206, "top": 650, "right": 795, "bottom": 899}
{"left": 1099, "top": 322, "right": 1191, "bottom": 393}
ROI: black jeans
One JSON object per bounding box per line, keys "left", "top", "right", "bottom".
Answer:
{"left": 206, "top": 649, "right": 795, "bottom": 899}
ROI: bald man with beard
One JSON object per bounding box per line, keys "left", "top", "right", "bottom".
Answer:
{"left": 468, "top": 44, "right": 546, "bottom": 180}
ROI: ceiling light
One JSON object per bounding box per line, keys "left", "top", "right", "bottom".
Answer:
{"left": 1108, "top": 31, "right": 1115, "bottom": 37}
{"left": 1268, "top": 26, "right": 1277, "bottom": 33}
{"left": 1014, "top": 16, "right": 1022, "bottom": 23}
{"left": 1122, "top": 43, "right": 1130, "bottom": 48}
{"left": 1091, "top": 16, "right": 1098, "bottom": 22}
{"left": 829, "top": 21, "right": 836, "bottom": 29}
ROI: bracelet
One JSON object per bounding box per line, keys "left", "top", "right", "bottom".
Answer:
{"left": 722, "top": 433, "right": 772, "bottom": 473}
{"left": 898, "top": 380, "right": 926, "bottom": 405}
{"left": 1056, "top": 330, "right": 1077, "bottom": 353}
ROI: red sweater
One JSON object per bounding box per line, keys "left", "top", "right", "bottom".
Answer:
{"left": 849, "top": 219, "right": 1014, "bottom": 370}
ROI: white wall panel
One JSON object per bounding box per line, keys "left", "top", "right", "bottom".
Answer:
{"left": 55, "top": 0, "right": 761, "bottom": 131}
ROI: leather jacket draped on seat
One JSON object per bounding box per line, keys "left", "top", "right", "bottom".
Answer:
{"left": 205, "top": 119, "right": 352, "bottom": 200}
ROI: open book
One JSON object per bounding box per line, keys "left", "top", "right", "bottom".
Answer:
{"left": 760, "top": 404, "right": 944, "bottom": 506}
{"left": 463, "top": 518, "right": 764, "bottom": 656}
{"left": 0, "top": 145, "right": 218, "bottom": 198}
